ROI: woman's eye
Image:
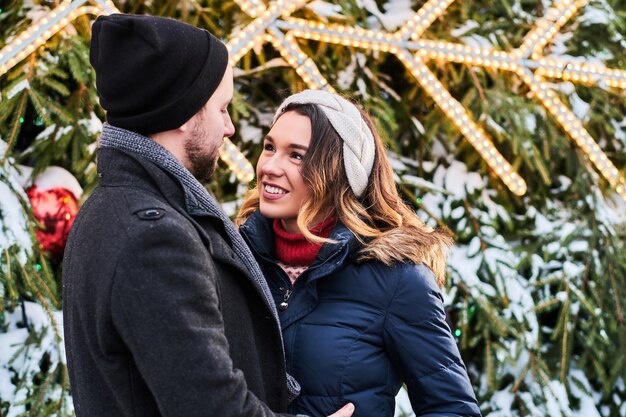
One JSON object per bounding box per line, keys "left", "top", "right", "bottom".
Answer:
{"left": 291, "top": 152, "right": 304, "bottom": 160}
{"left": 263, "top": 143, "right": 275, "bottom": 152}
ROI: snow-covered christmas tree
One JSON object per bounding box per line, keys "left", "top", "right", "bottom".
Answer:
{"left": 1, "top": 1, "right": 624, "bottom": 416}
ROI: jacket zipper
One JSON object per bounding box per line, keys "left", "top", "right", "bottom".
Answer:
{"left": 279, "top": 289, "right": 292, "bottom": 310}
{"left": 247, "top": 240, "right": 341, "bottom": 312}
{"left": 241, "top": 224, "right": 343, "bottom": 313}
{"left": 275, "top": 258, "right": 340, "bottom": 311}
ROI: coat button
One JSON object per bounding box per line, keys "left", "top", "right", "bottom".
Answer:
{"left": 136, "top": 208, "right": 165, "bottom": 220}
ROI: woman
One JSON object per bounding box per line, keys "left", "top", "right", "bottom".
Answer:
{"left": 237, "top": 90, "right": 481, "bottom": 417}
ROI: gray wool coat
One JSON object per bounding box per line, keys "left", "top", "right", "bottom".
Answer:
{"left": 62, "top": 147, "right": 295, "bottom": 417}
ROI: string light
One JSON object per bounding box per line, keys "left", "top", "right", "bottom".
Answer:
{"left": 519, "top": 68, "right": 626, "bottom": 200}
{"left": 268, "top": 27, "right": 335, "bottom": 92}
{"left": 517, "top": 0, "right": 582, "bottom": 59}
{"left": 220, "top": 138, "right": 255, "bottom": 182}
{"left": 3, "top": 0, "right": 625, "bottom": 197}
{"left": 397, "top": 51, "right": 527, "bottom": 195}
{"left": 0, "top": 1, "right": 117, "bottom": 76}
{"left": 531, "top": 58, "right": 626, "bottom": 88}
{"left": 226, "top": 0, "right": 309, "bottom": 64}
{"left": 395, "top": 0, "right": 457, "bottom": 41}
{"left": 233, "top": 0, "right": 266, "bottom": 18}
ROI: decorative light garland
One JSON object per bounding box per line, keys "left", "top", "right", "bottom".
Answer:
{"left": 267, "top": 27, "right": 335, "bottom": 92}
{"left": 1, "top": 0, "right": 624, "bottom": 199}
{"left": 227, "top": 0, "right": 626, "bottom": 200}
{"left": 0, "top": 0, "right": 117, "bottom": 75}
{"left": 517, "top": 0, "right": 582, "bottom": 59}
{"left": 221, "top": 137, "right": 255, "bottom": 182}
{"left": 394, "top": 50, "right": 527, "bottom": 195}
{"left": 233, "top": 0, "right": 266, "bottom": 19}
{"left": 227, "top": 0, "right": 309, "bottom": 64}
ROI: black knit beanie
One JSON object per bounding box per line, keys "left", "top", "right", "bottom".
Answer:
{"left": 90, "top": 14, "right": 229, "bottom": 135}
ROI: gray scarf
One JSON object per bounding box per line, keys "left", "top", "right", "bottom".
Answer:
{"left": 98, "top": 123, "right": 300, "bottom": 400}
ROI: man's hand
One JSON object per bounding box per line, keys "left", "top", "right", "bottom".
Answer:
{"left": 327, "top": 403, "right": 355, "bottom": 417}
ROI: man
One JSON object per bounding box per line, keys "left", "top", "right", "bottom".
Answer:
{"left": 62, "top": 14, "right": 354, "bottom": 417}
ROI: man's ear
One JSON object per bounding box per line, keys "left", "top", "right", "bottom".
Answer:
{"left": 178, "top": 115, "right": 195, "bottom": 133}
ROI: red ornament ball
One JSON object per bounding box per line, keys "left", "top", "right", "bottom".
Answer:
{"left": 26, "top": 186, "right": 79, "bottom": 258}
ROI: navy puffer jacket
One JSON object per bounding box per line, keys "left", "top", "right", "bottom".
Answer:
{"left": 240, "top": 211, "right": 481, "bottom": 417}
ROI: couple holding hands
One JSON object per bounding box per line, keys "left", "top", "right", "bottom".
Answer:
{"left": 63, "top": 13, "right": 481, "bottom": 417}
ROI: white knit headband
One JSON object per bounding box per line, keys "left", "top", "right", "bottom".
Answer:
{"left": 272, "top": 90, "right": 375, "bottom": 197}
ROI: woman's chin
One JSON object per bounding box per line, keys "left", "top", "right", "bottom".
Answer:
{"left": 258, "top": 205, "right": 278, "bottom": 220}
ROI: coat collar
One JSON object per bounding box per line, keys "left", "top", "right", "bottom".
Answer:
{"left": 98, "top": 123, "right": 216, "bottom": 217}
{"left": 239, "top": 210, "right": 361, "bottom": 282}
{"left": 97, "top": 147, "right": 185, "bottom": 211}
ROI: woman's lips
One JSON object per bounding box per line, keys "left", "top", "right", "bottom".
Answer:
{"left": 262, "top": 183, "right": 288, "bottom": 201}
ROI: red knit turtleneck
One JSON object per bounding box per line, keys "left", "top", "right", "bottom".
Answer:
{"left": 273, "top": 217, "right": 336, "bottom": 266}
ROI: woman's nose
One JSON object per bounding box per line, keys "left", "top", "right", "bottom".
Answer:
{"left": 260, "top": 155, "right": 283, "bottom": 177}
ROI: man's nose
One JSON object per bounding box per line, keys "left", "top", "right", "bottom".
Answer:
{"left": 224, "top": 115, "right": 235, "bottom": 137}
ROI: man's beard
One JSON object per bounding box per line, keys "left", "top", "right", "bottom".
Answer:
{"left": 185, "top": 119, "right": 220, "bottom": 181}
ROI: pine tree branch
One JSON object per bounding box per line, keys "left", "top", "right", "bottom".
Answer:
{"left": 485, "top": 330, "right": 495, "bottom": 391}
{"left": 466, "top": 64, "right": 486, "bottom": 104}
{"left": 608, "top": 263, "right": 624, "bottom": 325}
{"left": 28, "top": 89, "right": 52, "bottom": 126}
{"left": 531, "top": 297, "right": 561, "bottom": 313}
{"left": 463, "top": 199, "right": 486, "bottom": 251}
{"left": 2, "top": 90, "right": 28, "bottom": 164}
{"left": 559, "top": 286, "right": 570, "bottom": 383}
{"left": 511, "top": 359, "right": 530, "bottom": 393}
{"left": 31, "top": 267, "right": 59, "bottom": 309}
{"left": 19, "top": 263, "right": 62, "bottom": 341}
{"left": 29, "top": 365, "right": 57, "bottom": 417}
{"left": 2, "top": 248, "right": 19, "bottom": 309}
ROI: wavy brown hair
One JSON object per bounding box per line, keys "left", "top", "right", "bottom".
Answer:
{"left": 237, "top": 101, "right": 453, "bottom": 286}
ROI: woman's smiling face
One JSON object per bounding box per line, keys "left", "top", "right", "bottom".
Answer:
{"left": 257, "top": 111, "right": 312, "bottom": 234}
